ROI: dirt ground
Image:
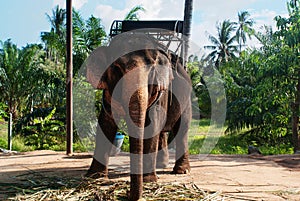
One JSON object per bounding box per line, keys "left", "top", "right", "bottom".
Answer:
{"left": 0, "top": 150, "right": 299, "bottom": 200}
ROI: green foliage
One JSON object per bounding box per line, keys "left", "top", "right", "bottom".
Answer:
{"left": 72, "top": 10, "right": 107, "bottom": 74}
{"left": 0, "top": 138, "right": 6, "bottom": 149}
{"left": 0, "top": 40, "right": 46, "bottom": 118}
{"left": 0, "top": 121, "right": 34, "bottom": 151}
{"left": 124, "top": 5, "right": 145, "bottom": 21}
{"left": 41, "top": 5, "right": 66, "bottom": 63}
{"left": 188, "top": 122, "right": 293, "bottom": 155}
{"left": 187, "top": 55, "right": 213, "bottom": 117}
{"left": 121, "top": 134, "right": 130, "bottom": 152}
{"left": 12, "top": 135, "right": 35, "bottom": 152}
{"left": 210, "top": 135, "right": 248, "bottom": 155}
{"left": 73, "top": 140, "right": 91, "bottom": 152}
{"left": 19, "top": 107, "right": 66, "bottom": 150}
{"left": 0, "top": 6, "right": 108, "bottom": 152}
{"left": 0, "top": 122, "right": 7, "bottom": 148}
{"left": 119, "top": 118, "right": 293, "bottom": 155}
{"left": 221, "top": 0, "right": 300, "bottom": 150}
{"left": 73, "top": 76, "right": 99, "bottom": 150}
{"left": 224, "top": 49, "right": 293, "bottom": 143}
{"left": 0, "top": 102, "right": 7, "bottom": 119}
{"left": 204, "top": 19, "right": 239, "bottom": 67}
{"left": 0, "top": 120, "right": 85, "bottom": 152}
{"left": 1, "top": 3, "right": 299, "bottom": 154}
{"left": 260, "top": 144, "right": 294, "bottom": 155}
{"left": 182, "top": 118, "right": 294, "bottom": 155}
{"left": 233, "top": 11, "right": 255, "bottom": 53}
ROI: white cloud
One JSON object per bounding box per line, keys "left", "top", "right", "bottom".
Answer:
{"left": 53, "top": 0, "right": 65, "bottom": 8}
{"left": 194, "top": 0, "right": 255, "bottom": 16}
{"left": 94, "top": 0, "right": 183, "bottom": 32}
{"left": 73, "top": 0, "right": 88, "bottom": 9}
{"left": 126, "top": 0, "right": 163, "bottom": 19}
{"left": 94, "top": 4, "right": 127, "bottom": 31}
{"left": 52, "top": 0, "right": 88, "bottom": 9}
{"left": 191, "top": 1, "right": 287, "bottom": 50}
{"left": 252, "top": 9, "right": 279, "bottom": 29}
{"left": 93, "top": 0, "right": 286, "bottom": 50}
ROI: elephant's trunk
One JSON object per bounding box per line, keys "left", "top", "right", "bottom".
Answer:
{"left": 128, "top": 87, "right": 148, "bottom": 201}
{"left": 123, "top": 69, "right": 149, "bottom": 200}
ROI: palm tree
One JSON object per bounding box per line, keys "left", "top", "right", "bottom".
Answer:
{"left": 42, "top": 5, "right": 66, "bottom": 63}
{"left": 124, "top": 5, "right": 145, "bottom": 21}
{"left": 72, "top": 10, "right": 106, "bottom": 52}
{"left": 85, "top": 16, "right": 107, "bottom": 50}
{"left": 254, "top": 25, "right": 274, "bottom": 49}
{"left": 46, "top": 5, "right": 66, "bottom": 37}
{"left": 234, "top": 11, "right": 254, "bottom": 53}
{"left": 204, "top": 20, "right": 238, "bottom": 68}
{"left": 0, "top": 40, "right": 45, "bottom": 119}
{"left": 72, "top": 10, "right": 107, "bottom": 74}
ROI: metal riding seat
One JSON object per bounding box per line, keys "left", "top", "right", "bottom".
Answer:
{"left": 109, "top": 20, "right": 185, "bottom": 55}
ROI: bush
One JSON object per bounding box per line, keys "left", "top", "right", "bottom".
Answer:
{"left": 0, "top": 102, "right": 7, "bottom": 119}
{"left": 14, "top": 107, "right": 66, "bottom": 150}
{"left": 12, "top": 135, "right": 35, "bottom": 152}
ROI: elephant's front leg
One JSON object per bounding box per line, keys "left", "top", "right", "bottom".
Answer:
{"left": 86, "top": 110, "right": 117, "bottom": 178}
{"left": 143, "top": 134, "right": 160, "bottom": 182}
{"left": 143, "top": 95, "right": 168, "bottom": 182}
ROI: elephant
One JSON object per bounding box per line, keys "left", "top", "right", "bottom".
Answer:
{"left": 85, "top": 33, "right": 192, "bottom": 201}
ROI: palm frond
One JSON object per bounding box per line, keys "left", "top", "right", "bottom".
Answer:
{"left": 124, "top": 5, "right": 145, "bottom": 21}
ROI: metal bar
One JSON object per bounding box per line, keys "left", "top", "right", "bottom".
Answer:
{"left": 8, "top": 113, "right": 12, "bottom": 151}
{"left": 66, "top": 0, "right": 73, "bottom": 155}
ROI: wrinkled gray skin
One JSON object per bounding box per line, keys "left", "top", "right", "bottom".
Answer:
{"left": 85, "top": 34, "right": 191, "bottom": 201}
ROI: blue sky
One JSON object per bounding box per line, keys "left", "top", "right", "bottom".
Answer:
{"left": 0, "top": 0, "right": 289, "bottom": 49}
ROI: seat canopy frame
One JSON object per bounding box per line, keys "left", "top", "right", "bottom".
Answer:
{"left": 109, "top": 20, "right": 185, "bottom": 55}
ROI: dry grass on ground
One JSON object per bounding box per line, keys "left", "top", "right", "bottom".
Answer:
{"left": 9, "top": 175, "right": 223, "bottom": 201}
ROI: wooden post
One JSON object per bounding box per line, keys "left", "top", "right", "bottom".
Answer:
{"left": 66, "top": 0, "right": 73, "bottom": 155}
{"left": 8, "top": 113, "right": 12, "bottom": 151}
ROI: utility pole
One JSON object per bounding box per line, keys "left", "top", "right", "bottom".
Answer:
{"left": 66, "top": 0, "right": 73, "bottom": 155}
{"left": 182, "top": 0, "right": 193, "bottom": 69}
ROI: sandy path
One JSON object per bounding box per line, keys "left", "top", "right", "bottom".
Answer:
{"left": 0, "top": 150, "right": 299, "bottom": 200}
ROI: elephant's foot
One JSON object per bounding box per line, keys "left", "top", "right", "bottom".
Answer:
{"left": 85, "top": 158, "right": 108, "bottom": 179}
{"left": 172, "top": 155, "right": 190, "bottom": 174}
{"left": 143, "top": 173, "right": 158, "bottom": 183}
{"left": 156, "top": 161, "right": 169, "bottom": 169}
{"left": 156, "top": 150, "right": 169, "bottom": 169}
{"left": 156, "top": 149, "right": 169, "bottom": 169}
{"left": 172, "top": 163, "right": 190, "bottom": 174}
{"left": 156, "top": 132, "right": 169, "bottom": 169}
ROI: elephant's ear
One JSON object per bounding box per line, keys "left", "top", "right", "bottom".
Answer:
{"left": 100, "top": 61, "right": 124, "bottom": 92}
{"left": 85, "top": 46, "right": 109, "bottom": 89}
